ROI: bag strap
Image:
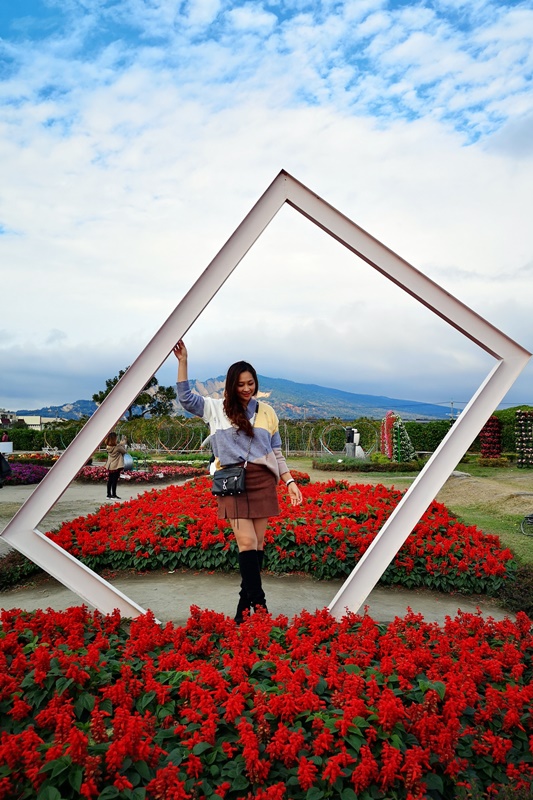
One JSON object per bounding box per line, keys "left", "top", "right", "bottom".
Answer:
{"left": 243, "top": 409, "right": 256, "bottom": 468}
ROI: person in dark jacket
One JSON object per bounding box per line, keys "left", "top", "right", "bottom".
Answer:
{"left": 0, "top": 453, "right": 11, "bottom": 488}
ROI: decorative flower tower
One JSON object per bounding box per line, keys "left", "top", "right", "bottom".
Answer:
{"left": 479, "top": 415, "right": 502, "bottom": 459}
{"left": 380, "top": 411, "right": 415, "bottom": 463}
{"left": 516, "top": 410, "right": 533, "bottom": 468}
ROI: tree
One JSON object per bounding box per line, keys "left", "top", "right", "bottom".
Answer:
{"left": 92, "top": 368, "right": 177, "bottom": 419}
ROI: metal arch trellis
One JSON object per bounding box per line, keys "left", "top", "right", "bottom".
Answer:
{"left": 281, "top": 421, "right": 319, "bottom": 456}
{"left": 115, "top": 418, "right": 208, "bottom": 454}
{"left": 319, "top": 423, "right": 346, "bottom": 455}
{"left": 355, "top": 421, "right": 379, "bottom": 456}
{"left": 110, "top": 418, "right": 379, "bottom": 457}
{"left": 155, "top": 419, "right": 206, "bottom": 453}
{"left": 318, "top": 421, "right": 379, "bottom": 456}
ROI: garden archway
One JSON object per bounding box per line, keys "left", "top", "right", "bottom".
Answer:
{"left": 1, "top": 170, "right": 530, "bottom": 619}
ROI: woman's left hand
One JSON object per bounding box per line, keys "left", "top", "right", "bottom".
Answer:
{"left": 288, "top": 481, "right": 303, "bottom": 506}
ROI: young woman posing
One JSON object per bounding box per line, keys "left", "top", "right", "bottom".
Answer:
{"left": 173, "top": 340, "right": 303, "bottom": 623}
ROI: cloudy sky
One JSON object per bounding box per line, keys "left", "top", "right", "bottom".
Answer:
{"left": 1, "top": 0, "right": 532, "bottom": 417}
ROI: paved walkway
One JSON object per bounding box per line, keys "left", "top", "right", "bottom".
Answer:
{"left": 0, "top": 479, "right": 513, "bottom": 626}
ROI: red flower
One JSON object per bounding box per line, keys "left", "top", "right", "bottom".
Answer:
{"left": 297, "top": 756, "right": 318, "bottom": 790}
{"left": 146, "top": 764, "right": 190, "bottom": 799}
{"left": 352, "top": 745, "right": 379, "bottom": 793}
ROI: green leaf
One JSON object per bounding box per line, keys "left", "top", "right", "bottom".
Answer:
{"left": 193, "top": 741, "right": 212, "bottom": 755}
{"left": 97, "top": 787, "right": 120, "bottom": 799}
{"left": 40, "top": 757, "right": 71, "bottom": 778}
{"left": 164, "top": 748, "right": 184, "bottom": 766}
{"left": 231, "top": 774, "right": 249, "bottom": 791}
{"left": 37, "top": 788, "right": 62, "bottom": 800}
{"left": 55, "top": 677, "right": 74, "bottom": 695}
{"left": 135, "top": 760, "right": 152, "bottom": 780}
{"left": 433, "top": 681, "right": 446, "bottom": 700}
{"left": 100, "top": 698, "right": 113, "bottom": 715}
{"left": 137, "top": 691, "right": 156, "bottom": 711}
{"left": 68, "top": 765, "right": 83, "bottom": 793}
{"left": 345, "top": 733, "right": 365, "bottom": 752}
{"left": 341, "top": 790, "right": 358, "bottom": 800}
{"left": 424, "top": 773, "right": 444, "bottom": 792}
{"left": 306, "top": 788, "right": 325, "bottom": 800}
{"left": 75, "top": 692, "right": 96, "bottom": 716}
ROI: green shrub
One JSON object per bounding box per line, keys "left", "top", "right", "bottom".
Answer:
{"left": 312, "top": 457, "right": 423, "bottom": 473}
{"left": 477, "top": 456, "right": 510, "bottom": 467}
{"left": 127, "top": 449, "right": 147, "bottom": 459}
{"left": 496, "top": 405, "right": 533, "bottom": 453}
{"left": 7, "top": 428, "right": 44, "bottom": 450}
{"left": 370, "top": 452, "right": 392, "bottom": 465}
{"left": 500, "top": 563, "right": 533, "bottom": 617}
{"left": 404, "top": 419, "right": 453, "bottom": 452}
{"left": 10, "top": 454, "right": 58, "bottom": 467}
{"left": 0, "top": 550, "right": 42, "bottom": 591}
{"left": 164, "top": 452, "right": 211, "bottom": 462}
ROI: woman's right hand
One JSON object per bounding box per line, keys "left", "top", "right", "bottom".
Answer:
{"left": 173, "top": 339, "right": 187, "bottom": 361}
{"left": 173, "top": 339, "right": 189, "bottom": 383}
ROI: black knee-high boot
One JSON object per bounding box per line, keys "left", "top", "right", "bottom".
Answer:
{"left": 235, "top": 550, "right": 264, "bottom": 623}
{"left": 235, "top": 550, "right": 267, "bottom": 622}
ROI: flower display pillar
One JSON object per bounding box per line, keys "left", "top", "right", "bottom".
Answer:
{"left": 516, "top": 409, "right": 533, "bottom": 468}
{"left": 479, "top": 415, "right": 502, "bottom": 459}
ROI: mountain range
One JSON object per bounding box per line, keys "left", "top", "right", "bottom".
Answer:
{"left": 17, "top": 376, "right": 450, "bottom": 421}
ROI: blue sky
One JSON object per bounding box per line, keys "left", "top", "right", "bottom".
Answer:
{"left": 1, "top": 0, "right": 532, "bottom": 414}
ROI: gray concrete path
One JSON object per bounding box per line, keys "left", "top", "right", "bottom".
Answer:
{"left": 0, "top": 478, "right": 513, "bottom": 626}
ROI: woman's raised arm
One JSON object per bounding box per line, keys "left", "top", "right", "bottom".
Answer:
{"left": 173, "top": 339, "right": 188, "bottom": 383}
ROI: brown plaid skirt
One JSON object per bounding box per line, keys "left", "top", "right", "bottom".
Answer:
{"left": 217, "top": 462, "right": 279, "bottom": 520}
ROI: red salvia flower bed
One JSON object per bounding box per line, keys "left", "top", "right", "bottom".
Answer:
{"left": 0, "top": 606, "right": 532, "bottom": 799}
{"left": 46, "top": 475, "right": 515, "bottom": 596}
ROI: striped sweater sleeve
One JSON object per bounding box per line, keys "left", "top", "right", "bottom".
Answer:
{"left": 177, "top": 380, "right": 206, "bottom": 419}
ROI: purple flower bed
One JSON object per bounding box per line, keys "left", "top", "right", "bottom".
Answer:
{"left": 4, "top": 463, "right": 49, "bottom": 485}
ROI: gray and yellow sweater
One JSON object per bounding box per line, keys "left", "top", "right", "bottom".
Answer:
{"left": 177, "top": 381, "right": 289, "bottom": 481}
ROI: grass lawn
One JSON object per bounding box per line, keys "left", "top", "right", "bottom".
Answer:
{"left": 290, "top": 457, "right": 533, "bottom": 565}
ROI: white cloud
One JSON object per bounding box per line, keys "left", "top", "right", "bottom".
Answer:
{"left": 227, "top": 3, "right": 277, "bottom": 30}
{"left": 0, "top": 0, "right": 532, "bottom": 411}
{"left": 186, "top": 0, "right": 223, "bottom": 27}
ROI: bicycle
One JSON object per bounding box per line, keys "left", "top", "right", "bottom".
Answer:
{"left": 520, "top": 513, "right": 533, "bottom": 536}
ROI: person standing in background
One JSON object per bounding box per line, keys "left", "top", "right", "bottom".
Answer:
{"left": 105, "top": 432, "right": 127, "bottom": 500}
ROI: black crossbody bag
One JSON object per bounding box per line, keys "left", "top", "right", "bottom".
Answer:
{"left": 211, "top": 415, "right": 255, "bottom": 497}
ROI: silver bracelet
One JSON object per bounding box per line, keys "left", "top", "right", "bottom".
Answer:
{"left": 286, "top": 479, "right": 295, "bottom": 487}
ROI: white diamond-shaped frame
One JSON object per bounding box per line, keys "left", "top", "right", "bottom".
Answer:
{"left": 2, "top": 170, "right": 530, "bottom": 621}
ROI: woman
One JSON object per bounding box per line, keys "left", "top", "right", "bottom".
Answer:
{"left": 173, "top": 339, "right": 303, "bottom": 622}
{"left": 105, "top": 431, "right": 127, "bottom": 500}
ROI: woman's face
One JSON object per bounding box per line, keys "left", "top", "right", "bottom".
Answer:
{"left": 236, "top": 371, "right": 256, "bottom": 405}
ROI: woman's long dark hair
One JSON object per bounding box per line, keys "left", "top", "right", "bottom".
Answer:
{"left": 223, "top": 361, "right": 258, "bottom": 437}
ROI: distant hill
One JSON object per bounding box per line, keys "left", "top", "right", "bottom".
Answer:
{"left": 16, "top": 400, "right": 98, "bottom": 420}
{"left": 178, "top": 375, "right": 449, "bottom": 420}
{"left": 17, "top": 378, "right": 449, "bottom": 421}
